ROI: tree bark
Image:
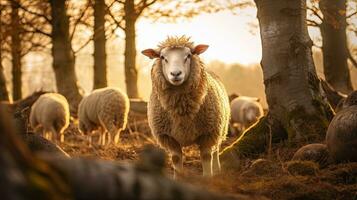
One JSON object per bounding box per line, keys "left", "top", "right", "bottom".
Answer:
{"left": 10, "top": 0, "right": 22, "bottom": 101}
{"left": 0, "top": 62, "right": 9, "bottom": 101}
{"left": 0, "top": 5, "right": 9, "bottom": 102}
{"left": 49, "top": 0, "right": 82, "bottom": 113}
{"left": 93, "top": 0, "right": 108, "bottom": 89}
{"left": 124, "top": 0, "right": 139, "bottom": 98}
{"left": 221, "top": 0, "right": 333, "bottom": 169}
{"left": 319, "top": 0, "right": 353, "bottom": 94}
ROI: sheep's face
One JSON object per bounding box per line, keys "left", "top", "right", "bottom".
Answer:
{"left": 142, "top": 44, "right": 209, "bottom": 86}
{"left": 244, "top": 106, "right": 262, "bottom": 125}
{"left": 159, "top": 47, "right": 192, "bottom": 86}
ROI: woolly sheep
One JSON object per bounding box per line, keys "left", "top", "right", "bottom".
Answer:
{"left": 78, "top": 87, "right": 129, "bottom": 146}
{"left": 142, "top": 36, "right": 230, "bottom": 177}
{"left": 230, "top": 96, "right": 263, "bottom": 134}
{"left": 30, "top": 93, "right": 70, "bottom": 142}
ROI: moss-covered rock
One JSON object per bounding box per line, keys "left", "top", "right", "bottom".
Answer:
{"left": 286, "top": 160, "right": 319, "bottom": 176}
{"left": 242, "top": 159, "right": 283, "bottom": 177}
{"left": 326, "top": 106, "right": 357, "bottom": 163}
{"left": 292, "top": 143, "right": 332, "bottom": 168}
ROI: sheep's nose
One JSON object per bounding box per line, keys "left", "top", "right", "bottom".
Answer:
{"left": 170, "top": 71, "right": 182, "bottom": 77}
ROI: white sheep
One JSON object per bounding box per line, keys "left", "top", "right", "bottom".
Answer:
{"left": 78, "top": 87, "right": 129, "bottom": 146}
{"left": 230, "top": 96, "right": 264, "bottom": 134}
{"left": 142, "top": 36, "right": 230, "bottom": 177}
{"left": 30, "top": 93, "right": 70, "bottom": 142}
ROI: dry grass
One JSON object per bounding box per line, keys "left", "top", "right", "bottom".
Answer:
{"left": 57, "top": 113, "right": 357, "bottom": 200}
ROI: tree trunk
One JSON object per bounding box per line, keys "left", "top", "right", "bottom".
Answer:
{"left": 124, "top": 0, "right": 139, "bottom": 98}
{"left": 319, "top": 0, "right": 352, "bottom": 94}
{"left": 49, "top": 0, "right": 82, "bottom": 113}
{"left": 93, "top": 0, "right": 108, "bottom": 89}
{"left": 221, "top": 0, "right": 333, "bottom": 169}
{"left": 0, "top": 6, "right": 9, "bottom": 101}
{"left": 0, "top": 62, "right": 9, "bottom": 101}
{"left": 10, "top": 0, "right": 22, "bottom": 101}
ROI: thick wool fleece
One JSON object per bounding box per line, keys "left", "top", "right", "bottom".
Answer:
{"left": 148, "top": 51, "right": 230, "bottom": 151}
{"left": 30, "top": 93, "right": 70, "bottom": 136}
{"left": 78, "top": 87, "right": 129, "bottom": 136}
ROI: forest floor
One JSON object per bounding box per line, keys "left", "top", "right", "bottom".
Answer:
{"left": 59, "top": 113, "right": 357, "bottom": 200}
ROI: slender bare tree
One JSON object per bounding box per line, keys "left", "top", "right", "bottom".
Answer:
{"left": 307, "top": 0, "right": 356, "bottom": 94}
{"left": 10, "top": 0, "right": 22, "bottom": 100}
{"left": 0, "top": 3, "right": 10, "bottom": 101}
{"left": 93, "top": 0, "right": 107, "bottom": 89}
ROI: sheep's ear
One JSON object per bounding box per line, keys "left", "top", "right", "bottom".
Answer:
{"left": 254, "top": 98, "right": 260, "bottom": 102}
{"left": 192, "top": 44, "right": 209, "bottom": 55}
{"left": 141, "top": 49, "right": 159, "bottom": 59}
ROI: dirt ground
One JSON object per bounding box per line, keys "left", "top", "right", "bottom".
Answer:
{"left": 59, "top": 113, "right": 357, "bottom": 200}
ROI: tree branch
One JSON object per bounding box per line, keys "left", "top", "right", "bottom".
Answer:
{"left": 107, "top": 8, "right": 125, "bottom": 30}
{"left": 22, "top": 27, "right": 51, "bottom": 38}
{"left": 70, "top": 1, "right": 91, "bottom": 42}
{"left": 347, "top": 11, "right": 357, "bottom": 19}
{"left": 114, "top": 0, "right": 125, "bottom": 4}
{"left": 73, "top": 35, "right": 93, "bottom": 54}
{"left": 348, "top": 50, "right": 357, "bottom": 68}
{"left": 136, "top": 0, "right": 157, "bottom": 18}
{"left": 307, "top": 6, "right": 323, "bottom": 22}
{"left": 11, "top": 0, "right": 51, "bottom": 23}
{"left": 307, "top": 19, "right": 321, "bottom": 27}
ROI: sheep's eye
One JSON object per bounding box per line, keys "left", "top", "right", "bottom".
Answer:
{"left": 160, "top": 56, "right": 165, "bottom": 60}
{"left": 184, "top": 54, "right": 191, "bottom": 62}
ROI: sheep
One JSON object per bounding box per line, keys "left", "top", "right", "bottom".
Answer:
{"left": 230, "top": 96, "right": 263, "bottom": 135}
{"left": 142, "top": 36, "right": 230, "bottom": 177}
{"left": 30, "top": 93, "right": 70, "bottom": 143}
{"left": 78, "top": 87, "right": 129, "bottom": 146}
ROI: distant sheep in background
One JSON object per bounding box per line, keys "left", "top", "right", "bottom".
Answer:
{"left": 228, "top": 93, "right": 239, "bottom": 102}
{"left": 142, "top": 36, "right": 230, "bottom": 177}
{"left": 230, "top": 96, "right": 263, "bottom": 135}
{"left": 30, "top": 93, "right": 70, "bottom": 142}
{"left": 78, "top": 87, "right": 129, "bottom": 146}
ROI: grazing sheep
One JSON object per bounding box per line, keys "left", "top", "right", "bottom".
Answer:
{"left": 326, "top": 105, "right": 357, "bottom": 163}
{"left": 228, "top": 93, "right": 239, "bottom": 103}
{"left": 142, "top": 36, "right": 230, "bottom": 177}
{"left": 230, "top": 96, "right": 263, "bottom": 135}
{"left": 30, "top": 93, "right": 70, "bottom": 143}
{"left": 78, "top": 87, "right": 129, "bottom": 146}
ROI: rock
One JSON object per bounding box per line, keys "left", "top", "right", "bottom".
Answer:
{"left": 326, "top": 105, "right": 357, "bottom": 163}
{"left": 286, "top": 161, "right": 319, "bottom": 176}
{"left": 22, "top": 132, "right": 70, "bottom": 157}
{"left": 292, "top": 143, "right": 332, "bottom": 168}
{"left": 242, "top": 158, "right": 282, "bottom": 177}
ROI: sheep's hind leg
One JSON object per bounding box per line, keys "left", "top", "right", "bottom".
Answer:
{"left": 50, "top": 127, "right": 60, "bottom": 144}
{"left": 105, "top": 132, "right": 112, "bottom": 148}
{"left": 157, "top": 134, "right": 183, "bottom": 178}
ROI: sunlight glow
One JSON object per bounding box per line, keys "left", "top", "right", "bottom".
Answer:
{"left": 136, "top": 10, "right": 262, "bottom": 65}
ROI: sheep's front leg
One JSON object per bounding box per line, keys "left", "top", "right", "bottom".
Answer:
{"left": 157, "top": 134, "right": 183, "bottom": 178}
{"left": 200, "top": 147, "right": 213, "bottom": 177}
{"left": 212, "top": 148, "right": 221, "bottom": 174}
